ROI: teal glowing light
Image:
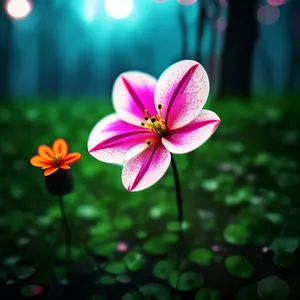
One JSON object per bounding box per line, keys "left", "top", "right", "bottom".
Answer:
{"left": 105, "top": 0, "right": 134, "bottom": 19}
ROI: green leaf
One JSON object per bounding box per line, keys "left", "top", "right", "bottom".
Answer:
{"left": 143, "top": 237, "right": 169, "bottom": 255}
{"left": 223, "top": 224, "right": 250, "bottom": 245}
{"left": 98, "top": 275, "right": 116, "bottom": 285}
{"left": 265, "top": 213, "right": 283, "bottom": 225}
{"left": 124, "top": 250, "right": 146, "bottom": 272}
{"left": 11, "top": 266, "right": 35, "bottom": 279}
{"left": 113, "top": 215, "right": 133, "bottom": 231}
{"left": 76, "top": 205, "right": 99, "bottom": 219}
{"left": 226, "top": 142, "right": 244, "bottom": 154}
{"left": 20, "top": 285, "right": 43, "bottom": 297}
{"left": 225, "top": 188, "right": 252, "bottom": 206}
{"left": 166, "top": 221, "right": 189, "bottom": 231}
{"left": 257, "top": 276, "right": 290, "bottom": 300}
{"left": 201, "top": 179, "right": 219, "bottom": 192}
{"left": 138, "top": 283, "right": 170, "bottom": 300}
{"left": 105, "top": 261, "right": 127, "bottom": 275}
{"left": 153, "top": 259, "right": 177, "bottom": 280}
{"left": 195, "top": 287, "right": 220, "bottom": 300}
{"left": 162, "top": 232, "right": 178, "bottom": 244}
{"left": 269, "top": 237, "right": 299, "bottom": 254}
{"left": 168, "top": 271, "right": 204, "bottom": 291}
{"left": 136, "top": 231, "right": 148, "bottom": 239}
{"left": 54, "top": 266, "right": 68, "bottom": 280}
{"left": 92, "top": 242, "right": 116, "bottom": 258}
{"left": 56, "top": 246, "right": 81, "bottom": 260}
{"left": 273, "top": 252, "right": 298, "bottom": 268}
{"left": 189, "top": 248, "right": 214, "bottom": 265}
{"left": 120, "top": 291, "right": 143, "bottom": 300}
{"left": 225, "top": 255, "right": 254, "bottom": 278}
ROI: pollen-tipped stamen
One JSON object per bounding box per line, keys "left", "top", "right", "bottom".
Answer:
{"left": 145, "top": 139, "right": 151, "bottom": 145}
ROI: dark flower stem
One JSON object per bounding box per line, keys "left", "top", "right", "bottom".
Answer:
{"left": 170, "top": 154, "right": 183, "bottom": 292}
{"left": 58, "top": 195, "right": 71, "bottom": 260}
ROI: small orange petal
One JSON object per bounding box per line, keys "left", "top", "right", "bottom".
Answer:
{"left": 38, "top": 145, "right": 54, "bottom": 160}
{"left": 44, "top": 167, "right": 59, "bottom": 176}
{"left": 63, "top": 152, "right": 81, "bottom": 165}
{"left": 42, "top": 165, "right": 52, "bottom": 169}
{"left": 52, "top": 138, "right": 68, "bottom": 158}
{"left": 30, "top": 155, "right": 50, "bottom": 167}
{"left": 60, "top": 164, "right": 70, "bottom": 169}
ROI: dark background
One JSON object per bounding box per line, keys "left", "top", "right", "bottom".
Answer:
{"left": 0, "top": 0, "right": 299, "bottom": 299}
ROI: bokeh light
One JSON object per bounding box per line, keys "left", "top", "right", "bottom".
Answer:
{"left": 266, "top": 0, "right": 286, "bottom": 6}
{"left": 257, "top": 4, "right": 280, "bottom": 25}
{"left": 116, "top": 242, "right": 128, "bottom": 252}
{"left": 177, "top": 0, "right": 198, "bottom": 6}
{"left": 105, "top": 0, "right": 134, "bottom": 19}
{"left": 5, "top": 0, "right": 32, "bottom": 20}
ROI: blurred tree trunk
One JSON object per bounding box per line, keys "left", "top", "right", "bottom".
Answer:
{"left": 208, "top": 0, "right": 221, "bottom": 83}
{"left": 37, "top": 0, "right": 61, "bottom": 97}
{"left": 179, "top": 6, "right": 188, "bottom": 59}
{"left": 0, "top": 5, "right": 12, "bottom": 100}
{"left": 218, "top": 0, "right": 258, "bottom": 100}
{"left": 195, "top": 0, "right": 206, "bottom": 64}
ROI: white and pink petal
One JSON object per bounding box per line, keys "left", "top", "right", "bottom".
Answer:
{"left": 161, "top": 110, "right": 220, "bottom": 154}
{"left": 122, "top": 141, "right": 171, "bottom": 192}
{"left": 155, "top": 60, "right": 210, "bottom": 130}
{"left": 88, "top": 114, "right": 155, "bottom": 163}
{"left": 112, "top": 71, "right": 157, "bottom": 126}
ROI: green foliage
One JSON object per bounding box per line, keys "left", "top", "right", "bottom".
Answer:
{"left": 195, "top": 288, "right": 220, "bottom": 300}
{"left": 124, "top": 250, "right": 146, "bottom": 271}
{"left": 269, "top": 237, "right": 299, "bottom": 254}
{"left": 225, "top": 255, "right": 254, "bottom": 278}
{"left": 189, "top": 248, "right": 214, "bottom": 265}
{"left": 152, "top": 259, "right": 177, "bottom": 280}
{"left": 104, "top": 261, "right": 127, "bottom": 275}
{"left": 257, "top": 276, "right": 290, "bottom": 300}
{"left": 0, "top": 98, "right": 299, "bottom": 298}
{"left": 168, "top": 270, "right": 204, "bottom": 291}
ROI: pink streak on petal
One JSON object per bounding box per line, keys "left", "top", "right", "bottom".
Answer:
{"left": 116, "top": 242, "right": 128, "bottom": 252}
{"left": 122, "top": 141, "right": 171, "bottom": 192}
{"left": 155, "top": 60, "right": 210, "bottom": 130}
{"left": 112, "top": 71, "right": 157, "bottom": 126}
{"left": 88, "top": 114, "right": 155, "bottom": 163}
{"left": 162, "top": 110, "right": 220, "bottom": 154}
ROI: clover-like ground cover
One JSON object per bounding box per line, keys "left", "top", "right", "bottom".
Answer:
{"left": 0, "top": 96, "right": 299, "bottom": 299}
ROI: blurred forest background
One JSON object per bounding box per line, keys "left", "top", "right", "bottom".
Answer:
{"left": 1, "top": 0, "right": 300, "bottom": 100}
{"left": 1, "top": 0, "right": 300, "bottom": 300}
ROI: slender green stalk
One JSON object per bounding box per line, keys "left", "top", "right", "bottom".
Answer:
{"left": 58, "top": 195, "right": 71, "bottom": 260}
{"left": 170, "top": 155, "right": 184, "bottom": 295}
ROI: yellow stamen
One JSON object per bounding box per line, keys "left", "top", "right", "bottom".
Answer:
{"left": 145, "top": 139, "right": 151, "bottom": 145}
{"left": 144, "top": 109, "right": 151, "bottom": 119}
{"left": 142, "top": 105, "right": 167, "bottom": 137}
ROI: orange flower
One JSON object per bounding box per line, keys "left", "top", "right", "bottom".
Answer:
{"left": 30, "top": 138, "right": 81, "bottom": 176}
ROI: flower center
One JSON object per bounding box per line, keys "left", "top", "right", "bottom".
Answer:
{"left": 141, "top": 104, "right": 167, "bottom": 139}
{"left": 52, "top": 156, "right": 62, "bottom": 166}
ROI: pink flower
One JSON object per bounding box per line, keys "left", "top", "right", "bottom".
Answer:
{"left": 88, "top": 60, "right": 220, "bottom": 192}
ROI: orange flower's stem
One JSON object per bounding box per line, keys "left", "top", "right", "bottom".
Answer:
{"left": 58, "top": 195, "right": 71, "bottom": 261}
{"left": 170, "top": 155, "right": 183, "bottom": 297}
